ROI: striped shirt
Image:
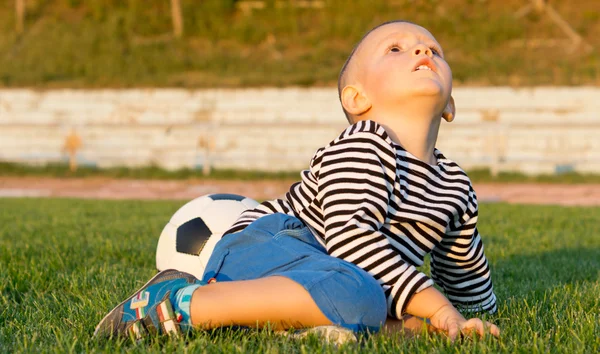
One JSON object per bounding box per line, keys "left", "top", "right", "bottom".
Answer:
{"left": 226, "top": 120, "right": 497, "bottom": 319}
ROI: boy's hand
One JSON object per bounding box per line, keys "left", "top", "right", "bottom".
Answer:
{"left": 429, "top": 304, "right": 500, "bottom": 341}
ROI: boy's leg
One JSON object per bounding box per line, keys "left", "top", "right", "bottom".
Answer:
{"left": 195, "top": 213, "right": 387, "bottom": 333}
{"left": 197, "top": 213, "right": 388, "bottom": 333}
{"left": 94, "top": 271, "right": 331, "bottom": 338}
{"left": 190, "top": 276, "right": 332, "bottom": 330}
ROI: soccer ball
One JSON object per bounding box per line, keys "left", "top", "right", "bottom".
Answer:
{"left": 156, "top": 193, "right": 259, "bottom": 279}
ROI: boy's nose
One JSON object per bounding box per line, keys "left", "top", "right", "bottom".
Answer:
{"left": 412, "top": 44, "right": 432, "bottom": 57}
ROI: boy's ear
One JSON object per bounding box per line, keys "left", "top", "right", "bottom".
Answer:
{"left": 442, "top": 95, "right": 456, "bottom": 122}
{"left": 341, "top": 84, "right": 372, "bottom": 116}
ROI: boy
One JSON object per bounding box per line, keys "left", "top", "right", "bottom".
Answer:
{"left": 95, "top": 20, "right": 500, "bottom": 341}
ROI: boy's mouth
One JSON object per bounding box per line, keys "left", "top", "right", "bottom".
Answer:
{"left": 412, "top": 58, "right": 436, "bottom": 73}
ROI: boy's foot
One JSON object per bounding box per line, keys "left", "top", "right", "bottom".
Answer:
{"left": 94, "top": 269, "right": 204, "bottom": 339}
{"left": 281, "top": 325, "right": 357, "bottom": 345}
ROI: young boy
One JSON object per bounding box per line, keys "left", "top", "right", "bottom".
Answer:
{"left": 95, "top": 20, "right": 500, "bottom": 341}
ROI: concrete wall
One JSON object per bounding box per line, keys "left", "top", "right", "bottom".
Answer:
{"left": 1, "top": 87, "right": 599, "bottom": 174}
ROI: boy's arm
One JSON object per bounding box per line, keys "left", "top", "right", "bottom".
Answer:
{"left": 316, "top": 128, "right": 433, "bottom": 319}
{"left": 430, "top": 185, "right": 497, "bottom": 313}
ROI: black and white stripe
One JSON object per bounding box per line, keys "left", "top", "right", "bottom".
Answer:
{"left": 225, "top": 120, "right": 497, "bottom": 318}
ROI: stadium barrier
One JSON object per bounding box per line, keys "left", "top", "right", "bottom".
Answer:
{"left": 1, "top": 88, "right": 599, "bottom": 175}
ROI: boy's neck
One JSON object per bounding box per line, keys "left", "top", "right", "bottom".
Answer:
{"left": 361, "top": 109, "right": 441, "bottom": 166}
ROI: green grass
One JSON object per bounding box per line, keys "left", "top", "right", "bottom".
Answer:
{"left": 3, "top": 161, "right": 600, "bottom": 184}
{"left": 0, "top": 0, "right": 599, "bottom": 88}
{"left": 0, "top": 198, "right": 598, "bottom": 352}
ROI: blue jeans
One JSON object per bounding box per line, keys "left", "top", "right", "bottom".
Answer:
{"left": 202, "top": 213, "right": 387, "bottom": 332}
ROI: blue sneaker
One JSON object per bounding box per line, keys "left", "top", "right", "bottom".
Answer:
{"left": 94, "top": 269, "right": 204, "bottom": 339}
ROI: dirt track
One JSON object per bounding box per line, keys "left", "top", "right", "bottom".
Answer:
{"left": 1, "top": 177, "right": 600, "bottom": 206}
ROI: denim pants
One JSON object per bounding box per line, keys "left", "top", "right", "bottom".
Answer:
{"left": 202, "top": 213, "right": 387, "bottom": 332}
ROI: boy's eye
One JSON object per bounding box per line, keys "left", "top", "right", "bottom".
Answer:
{"left": 430, "top": 47, "right": 441, "bottom": 56}
{"left": 387, "top": 44, "right": 403, "bottom": 53}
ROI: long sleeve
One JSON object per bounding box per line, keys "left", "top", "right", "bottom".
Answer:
{"left": 315, "top": 128, "right": 434, "bottom": 319}
{"left": 430, "top": 185, "right": 497, "bottom": 313}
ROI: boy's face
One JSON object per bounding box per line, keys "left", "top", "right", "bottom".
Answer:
{"left": 352, "top": 22, "right": 452, "bottom": 115}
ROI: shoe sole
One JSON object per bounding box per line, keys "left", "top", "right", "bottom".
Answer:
{"left": 93, "top": 269, "right": 191, "bottom": 338}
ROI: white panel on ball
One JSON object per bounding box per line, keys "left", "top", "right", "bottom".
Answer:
{"left": 156, "top": 194, "right": 259, "bottom": 279}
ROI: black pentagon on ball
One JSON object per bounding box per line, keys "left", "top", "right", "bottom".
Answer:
{"left": 176, "top": 217, "right": 212, "bottom": 256}
{"left": 208, "top": 193, "right": 245, "bottom": 201}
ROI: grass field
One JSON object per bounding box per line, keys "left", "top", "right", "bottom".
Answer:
{"left": 0, "top": 198, "right": 598, "bottom": 353}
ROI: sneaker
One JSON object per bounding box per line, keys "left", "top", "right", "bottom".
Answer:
{"left": 280, "top": 325, "right": 357, "bottom": 345}
{"left": 94, "top": 269, "right": 204, "bottom": 339}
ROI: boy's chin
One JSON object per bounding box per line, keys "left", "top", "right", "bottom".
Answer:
{"left": 393, "top": 85, "right": 447, "bottom": 107}
{"left": 380, "top": 79, "right": 450, "bottom": 106}
{"left": 386, "top": 83, "right": 448, "bottom": 113}
{"left": 409, "top": 79, "right": 447, "bottom": 97}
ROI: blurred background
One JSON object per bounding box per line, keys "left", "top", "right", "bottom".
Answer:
{"left": 0, "top": 0, "right": 599, "bottom": 187}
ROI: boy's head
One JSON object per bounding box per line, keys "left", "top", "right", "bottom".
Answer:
{"left": 338, "top": 21, "right": 455, "bottom": 124}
